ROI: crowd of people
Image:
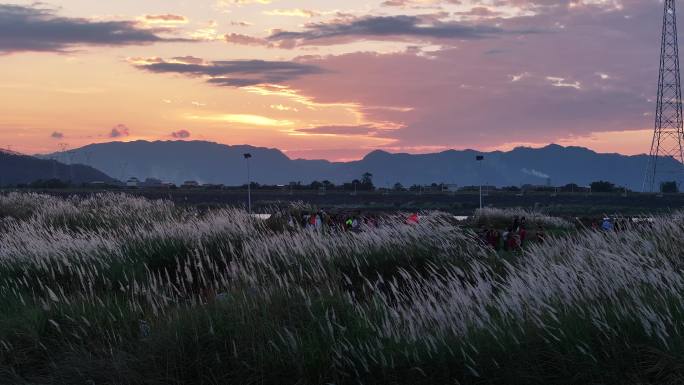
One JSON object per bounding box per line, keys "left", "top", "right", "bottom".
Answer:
{"left": 280, "top": 209, "right": 667, "bottom": 257}
{"left": 477, "top": 216, "right": 547, "bottom": 252}
{"left": 287, "top": 210, "right": 381, "bottom": 232}
{"left": 283, "top": 210, "right": 563, "bottom": 253}
{"left": 286, "top": 211, "right": 553, "bottom": 252}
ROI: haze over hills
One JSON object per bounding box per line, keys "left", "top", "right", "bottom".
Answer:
{"left": 38, "top": 140, "right": 679, "bottom": 191}
{"left": 0, "top": 151, "right": 118, "bottom": 186}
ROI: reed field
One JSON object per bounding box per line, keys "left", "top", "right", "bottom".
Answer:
{"left": 1, "top": 192, "right": 684, "bottom": 385}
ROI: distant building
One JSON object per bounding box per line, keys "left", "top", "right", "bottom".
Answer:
{"left": 142, "top": 178, "right": 164, "bottom": 188}
{"left": 126, "top": 177, "right": 140, "bottom": 188}
{"left": 181, "top": 180, "right": 200, "bottom": 188}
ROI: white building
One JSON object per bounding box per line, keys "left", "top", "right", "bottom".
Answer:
{"left": 126, "top": 177, "right": 140, "bottom": 188}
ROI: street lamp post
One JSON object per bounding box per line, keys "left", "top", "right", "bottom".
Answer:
{"left": 476, "top": 155, "right": 484, "bottom": 210}
{"left": 243, "top": 153, "right": 252, "bottom": 213}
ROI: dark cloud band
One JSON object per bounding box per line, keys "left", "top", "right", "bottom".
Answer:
{"left": 268, "top": 15, "right": 506, "bottom": 46}
{"left": 134, "top": 58, "right": 326, "bottom": 87}
{"left": 0, "top": 4, "right": 185, "bottom": 54}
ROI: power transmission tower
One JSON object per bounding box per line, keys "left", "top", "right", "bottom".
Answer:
{"left": 645, "top": 0, "right": 684, "bottom": 192}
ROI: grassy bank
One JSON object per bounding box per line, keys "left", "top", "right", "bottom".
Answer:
{"left": 0, "top": 193, "right": 683, "bottom": 384}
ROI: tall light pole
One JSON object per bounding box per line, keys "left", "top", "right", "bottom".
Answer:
{"left": 244, "top": 153, "right": 252, "bottom": 213}
{"left": 476, "top": 155, "right": 484, "bottom": 210}
{"left": 68, "top": 150, "right": 75, "bottom": 184}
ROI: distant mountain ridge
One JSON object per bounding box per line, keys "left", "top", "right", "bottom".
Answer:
{"left": 40, "top": 140, "right": 680, "bottom": 191}
{"left": 0, "top": 152, "right": 117, "bottom": 186}
{"left": 0, "top": 148, "right": 21, "bottom": 156}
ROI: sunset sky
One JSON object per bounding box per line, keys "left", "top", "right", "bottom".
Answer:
{"left": 0, "top": 0, "right": 668, "bottom": 160}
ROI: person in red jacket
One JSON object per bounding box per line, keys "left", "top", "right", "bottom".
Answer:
{"left": 506, "top": 227, "right": 519, "bottom": 251}
{"left": 486, "top": 227, "right": 497, "bottom": 250}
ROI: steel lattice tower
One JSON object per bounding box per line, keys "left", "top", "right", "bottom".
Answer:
{"left": 645, "top": 0, "right": 684, "bottom": 192}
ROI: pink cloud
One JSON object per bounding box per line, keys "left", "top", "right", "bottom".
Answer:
{"left": 171, "top": 129, "right": 191, "bottom": 139}
{"left": 109, "top": 124, "right": 130, "bottom": 138}
{"left": 285, "top": 0, "right": 659, "bottom": 152}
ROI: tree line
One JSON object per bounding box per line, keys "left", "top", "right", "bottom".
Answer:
{"left": 4, "top": 174, "right": 681, "bottom": 194}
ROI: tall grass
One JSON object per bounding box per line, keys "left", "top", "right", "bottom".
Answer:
{"left": 473, "top": 206, "right": 574, "bottom": 229}
{"left": 0, "top": 193, "right": 683, "bottom": 384}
